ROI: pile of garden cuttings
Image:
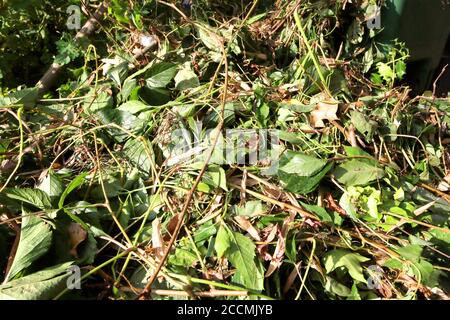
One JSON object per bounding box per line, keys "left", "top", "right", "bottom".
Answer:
{"left": 0, "top": 0, "right": 449, "bottom": 300}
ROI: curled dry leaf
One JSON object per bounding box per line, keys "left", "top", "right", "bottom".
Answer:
{"left": 256, "top": 225, "right": 278, "bottom": 261}
{"left": 265, "top": 211, "right": 296, "bottom": 277}
{"left": 234, "top": 216, "right": 261, "bottom": 241}
{"left": 67, "top": 222, "right": 87, "bottom": 258}
{"left": 152, "top": 218, "right": 165, "bottom": 261}
{"left": 164, "top": 212, "right": 183, "bottom": 241}
{"left": 325, "top": 193, "right": 348, "bottom": 217}
{"left": 310, "top": 100, "right": 339, "bottom": 128}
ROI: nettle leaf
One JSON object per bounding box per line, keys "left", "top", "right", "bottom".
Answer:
{"left": 349, "top": 111, "right": 377, "bottom": 142}
{"left": 96, "top": 109, "right": 145, "bottom": 142}
{"left": 203, "top": 166, "right": 227, "bottom": 191}
{"left": 343, "top": 146, "right": 378, "bottom": 165}
{"left": 83, "top": 88, "right": 114, "bottom": 114}
{"left": 334, "top": 160, "right": 384, "bottom": 186}
{"left": 0, "top": 262, "right": 72, "bottom": 300}
{"left": 323, "top": 249, "right": 370, "bottom": 283}
{"left": 196, "top": 24, "right": 222, "bottom": 52}
{"left": 4, "top": 188, "right": 52, "bottom": 210}
{"left": 6, "top": 215, "right": 53, "bottom": 281}
{"left": 145, "top": 62, "right": 178, "bottom": 88}
{"left": 234, "top": 200, "right": 267, "bottom": 217}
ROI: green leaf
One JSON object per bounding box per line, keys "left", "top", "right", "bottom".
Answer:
{"left": 3, "top": 188, "right": 52, "bottom": 210}
{"left": 0, "top": 88, "right": 38, "bottom": 107}
{"left": 0, "top": 262, "right": 72, "bottom": 300}
{"left": 227, "top": 231, "right": 262, "bottom": 291}
{"left": 83, "top": 88, "right": 114, "bottom": 114}
{"left": 123, "top": 138, "right": 153, "bottom": 176}
{"left": 279, "top": 163, "right": 332, "bottom": 194}
{"left": 6, "top": 215, "right": 53, "bottom": 281}
{"left": 175, "top": 68, "right": 200, "bottom": 90}
{"left": 324, "top": 276, "right": 351, "bottom": 297}
{"left": 145, "top": 62, "right": 178, "bottom": 88}
{"left": 196, "top": 24, "right": 222, "bottom": 52}
{"left": 204, "top": 167, "right": 227, "bottom": 191}
{"left": 343, "top": 146, "right": 378, "bottom": 165}
{"left": 349, "top": 111, "right": 377, "bottom": 142}
{"left": 38, "top": 171, "right": 64, "bottom": 205}
{"left": 234, "top": 200, "right": 267, "bottom": 217}
{"left": 300, "top": 202, "right": 333, "bottom": 223}
{"left": 334, "top": 160, "right": 384, "bottom": 186}
{"left": 96, "top": 109, "right": 144, "bottom": 142}
{"left": 376, "top": 62, "right": 394, "bottom": 83}
{"left": 279, "top": 151, "right": 327, "bottom": 176}
{"left": 117, "top": 101, "right": 150, "bottom": 114}
{"left": 215, "top": 224, "right": 230, "bottom": 259}
{"left": 396, "top": 244, "right": 422, "bottom": 262}
{"left": 59, "top": 172, "right": 88, "bottom": 209}
{"left": 323, "top": 249, "right": 370, "bottom": 283}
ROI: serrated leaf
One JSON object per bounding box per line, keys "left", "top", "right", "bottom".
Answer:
{"left": 323, "top": 249, "right": 370, "bottom": 283}
{"left": 38, "top": 171, "right": 63, "bottom": 205}
{"left": 334, "top": 160, "right": 384, "bottom": 186}
{"left": 0, "top": 262, "right": 72, "bottom": 300}
{"left": 227, "top": 231, "right": 262, "bottom": 291}
{"left": 3, "top": 188, "right": 52, "bottom": 210}
{"left": 196, "top": 25, "right": 222, "bottom": 52}
{"left": 6, "top": 215, "right": 53, "bottom": 281}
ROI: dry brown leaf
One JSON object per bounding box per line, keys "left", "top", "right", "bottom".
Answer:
{"left": 152, "top": 218, "right": 165, "bottom": 261}
{"left": 310, "top": 101, "right": 339, "bottom": 128}
{"left": 265, "top": 211, "right": 296, "bottom": 277}
{"left": 67, "top": 222, "right": 87, "bottom": 258}
{"left": 234, "top": 216, "right": 261, "bottom": 241}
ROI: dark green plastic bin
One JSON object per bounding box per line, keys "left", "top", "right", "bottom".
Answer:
{"left": 379, "top": 0, "right": 450, "bottom": 93}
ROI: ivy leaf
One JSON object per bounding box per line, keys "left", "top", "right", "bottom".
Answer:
{"left": 323, "top": 249, "right": 370, "bottom": 283}
{"left": 334, "top": 160, "right": 384, "bottom": 186}
{"left": 5, "top": 215, "right": 53, "bottom": 282}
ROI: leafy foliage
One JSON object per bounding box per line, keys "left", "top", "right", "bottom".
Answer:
{"left": 0, "top": 0, "right": 448, "bottom": 301}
